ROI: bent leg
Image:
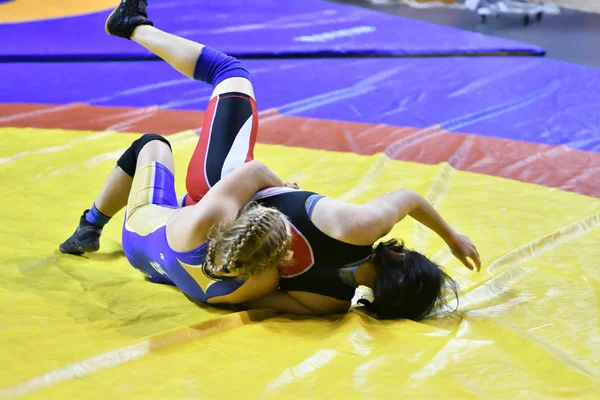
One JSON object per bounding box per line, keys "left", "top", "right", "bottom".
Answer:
{"left": 135, "top": 137, "right": 175, "bottom": 173}
{"left": 183, "top": 50, "right": 258, "bottom": 205}
{"left": 128, "top": 25, "right": 258, "bottom": 205}
{"left": 131, "top": 25, "right": 204, "bottom": 80}
{"left": 130, "top": 25, "right": 255, "bottom": 98}
{"left": 184, "top": 82, "right": 258, "bottom": 205}
{"left": 59, "top": 134, "right": 173, "bottom": 255}
{"left": 125, "top": 138, "right": 177, "bottom": 221}
{"left": 122, "top": 138, "right": 178, "bottom": 285}
{"left": 93, "top": 166, "right": 132, "bottom": 218}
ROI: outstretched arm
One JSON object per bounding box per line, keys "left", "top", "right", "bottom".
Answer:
{"left": 369, "top": 189, "right": 480, "bottom": 270}
{"left": 332, "top": 189, "right": 480, "bottom": 271}
{"left": 368, "top": 189, "right": 455, "bottom": 244}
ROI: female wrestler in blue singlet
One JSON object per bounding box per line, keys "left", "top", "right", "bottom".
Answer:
{"left": 60, "top": 0, "right": 480, "bottom": 320}
{"left": 60, "top": 0, "right": 294, "bottom": 305}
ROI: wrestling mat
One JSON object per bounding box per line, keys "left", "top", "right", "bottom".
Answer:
{"left": 1, "top": 57, "right": 599, "bottom": 398}
{"left": 0, "top": 1, "right": 599, "bottom": 397}
{"left": 0, "top": 0, "right": 544, "bottom": 60}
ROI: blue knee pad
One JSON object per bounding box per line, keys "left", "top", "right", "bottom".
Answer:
{"left": 193, "top": 46, "right": 250, "bottom": 88}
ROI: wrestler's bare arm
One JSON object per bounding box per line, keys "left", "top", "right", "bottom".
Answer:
{"left": 311, "top": 190, "right": 481, "bottom": 271}
{"left": 207, "top": 267, "right": 280, "bottom": 305}
{"left": 166, "top": 161, "right": 283, "bottom": 252}
{"left": 243, "top": 290, "right": 350, "bottom": 315}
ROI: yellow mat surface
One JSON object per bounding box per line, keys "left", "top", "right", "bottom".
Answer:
{"left": 0, "top": 127, "right": 599, "bottom": 399}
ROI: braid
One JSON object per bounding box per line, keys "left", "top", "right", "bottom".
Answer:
{"left": 224, "top": 210, "right": 269, "bottom": 268}
{"left": 229, "top": 207, "right": 287, "bottom": 277}
{"left": 261, "top": 239, "right": 291, "bottom": 270}
{"left": 205, "top": 203, "right": 292, "bottom": 278}
{"left": 205, "top": 203, "right": 263, "bottom": 273}
{"left": 205, "top": 237, "right": 220, "bottom": 272}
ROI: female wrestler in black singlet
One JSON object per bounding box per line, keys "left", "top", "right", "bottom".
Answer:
{"left": 247, "top": 187, "right": 480, "bottom": 320}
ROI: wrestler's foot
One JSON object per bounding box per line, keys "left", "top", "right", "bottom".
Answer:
{"left": 59, "top": 211, "right": 102, "bottom": 255}
{"left": 105, "top": 0, "right": 153, "bottom": 39}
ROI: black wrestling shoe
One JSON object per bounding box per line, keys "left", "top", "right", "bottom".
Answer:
{"left": 59, "top": 210, "right": 102, "bottom": 255}
{"left": 105, "top": 0, "right": 154, "bottom": 39}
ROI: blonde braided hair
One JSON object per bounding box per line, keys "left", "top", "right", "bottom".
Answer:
{"left": 206, "top": 202, "right": 292, "bottom": 279}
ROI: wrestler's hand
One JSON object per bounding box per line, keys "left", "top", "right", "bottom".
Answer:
{"left": 283, "top": 182, "right": 299, "bottom": 189}
{"left": 448, "top": 233, "right": 481, "bottom": 272}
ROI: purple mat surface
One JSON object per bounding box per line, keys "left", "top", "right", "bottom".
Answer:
{"left": 0, "top": 0, "right": 544, "bottom": 61}
{"left": 1, "top": 57, "right": 598, "bottom": 152}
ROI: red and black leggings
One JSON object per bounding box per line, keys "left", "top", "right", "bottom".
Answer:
{"left": 183, "top": 91, "right": 258, "bottom": 206}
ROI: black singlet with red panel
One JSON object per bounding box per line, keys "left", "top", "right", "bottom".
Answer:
{"left": 254, "top": 188, "right": 373, "bottom": 301}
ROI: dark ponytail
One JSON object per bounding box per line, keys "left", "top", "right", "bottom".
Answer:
{"left": 358, "top": 239, "right": 458, "bottom": 321}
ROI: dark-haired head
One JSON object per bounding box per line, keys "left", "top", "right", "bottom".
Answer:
{"left": 359, "top": 239, "right": 458, "bottom": 321}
